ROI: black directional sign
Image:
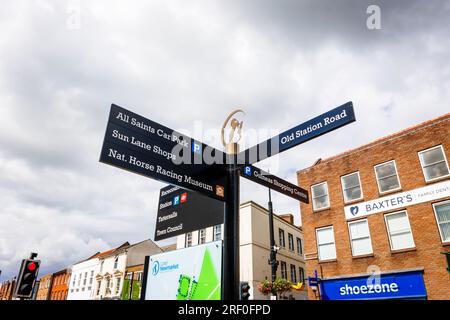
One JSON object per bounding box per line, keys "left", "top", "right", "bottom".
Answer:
{"left": 154, "top": 185, "right": 224, "bottom": 241}
{"left": 238, "top": 101, "right": 356, "bottom": 165}
{"left": 240, "top": 165, "right": 309, "bottom": 203}
{"left": 100, "top": 104, "right": 227, "bottom": 201}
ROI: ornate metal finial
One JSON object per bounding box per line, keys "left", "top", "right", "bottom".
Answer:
{"left": 221, "top": 109, "right": 245, "bottom": 149}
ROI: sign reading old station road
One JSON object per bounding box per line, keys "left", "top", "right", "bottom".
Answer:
{"left": 240, "top": 165, "right": 309, "bottom": 203}
{"left": 154, "top": 185, "right": 224, "bottom": 241}
{"left": 100, "top": 104, "right": 227, "bottom": 201}
{"left": 239, "top": 101, "right": 356, "bottom": 164}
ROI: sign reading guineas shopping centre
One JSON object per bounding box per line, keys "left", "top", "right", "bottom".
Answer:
{"left": 344, "top": 180, "right": 450, "bottom": 220}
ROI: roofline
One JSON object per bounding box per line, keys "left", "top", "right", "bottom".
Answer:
{"left": 240, "top": 200, "right": 302, "bottom": 231}
{"left": 297, "top": 111, "right": 450, "bottom": 174}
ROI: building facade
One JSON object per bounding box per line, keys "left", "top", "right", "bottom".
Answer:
{"left": 176, "top": 201, "right": 307, "bottom": 300}
{"left": 67, "top": 253, "right": 101, "bottom": 300}
{"left": 298, "top": 112, "right": 450, "bottom": 300}
{"left": 49, "top": 269, "right": 71, "bottom": 300}
{"left": 36, "top": 274, "right": 53, "bottom": 300}
{"left": 0, "top": 278, "right": 16, "bottom": 300}
{"left": 93, "top": 242, "right": 129, "bottom": 300}
{"left": 121, "top": 240, "right": 164, "bottom": 300}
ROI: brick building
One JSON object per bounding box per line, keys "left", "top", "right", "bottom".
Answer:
{"left": 0, "top": 278, "right": 16, "bottom": 300}
{"left": 49, "top": 269, "right": 71, "bottom": 300}
{"left": 298, "top": 112, "right": 450, "bottom": 300}
{"left": 36, "top": 274, "right": 53, "bottom": 300}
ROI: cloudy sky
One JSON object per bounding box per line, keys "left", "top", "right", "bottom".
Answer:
{"left": 0, "top": 0, "right": 449, "bottom": 281}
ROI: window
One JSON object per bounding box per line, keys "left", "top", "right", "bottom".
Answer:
{"left": 299, "top": 267, "right": 305, "bottom": 283}
{"left": 114, "top": 256, "right": 119, "bottom": 269}
{"left": 83, "top": 272, "right": 87, "bottom": 285}
{"left": 433, "top": 201, "right": 450, "bottom": 243}
{"left": 278, "top": 229, "right": 285, "bottom": 247}
{"left": 213, "top": 225, "right": 222, "bottom": 241}
{"left": 198, "top": 229, "right": 206, "bottom": 244}
{"left": 348, "top": 219, "right": 373, "bottom": 256}
{"left": 296, "top": 237, "right": 303, "bottom": 255}
{"left": 316, "top": 226, "right": 337, "bottom": 261}
{"left": 385, "top": 211, "right": 415, "bottom": 250}
{"left": 115, "top": 277, "right": 121, "bottom": 295}
{"left": 290, "top": 264, "right": 297, "bottom": 283}
{"left": 106, "top": 278, "right": 111, "bottom": 290}
{"left": 311, "top": 182, "right": 330, "bottom": 210}
{"left": 185, "top": 232, "right": 192, "bottom": 247}
{"left": 288, "top": 233, "right": 294, "bottom": 251}
{"left": 100, "top": 261, "right": 104, "bottom": 272}
{"left": 341, "top": 172, "right": 363, "bottom": 202}
{"left": 280, "top": 261, "right": 287, "bottom": 279}
{"left": 419, "top": 145, "right": 450, "bottom": 181}
{"left": 72, "top": 274, "right": 76, "bottom": 287}
{"left": 90, "top": 271, "right": 94, "bottom": 285}
{"left": 374, "top": 160, "right": 401, "bottom": 193}
{"left": 96, "top": 281, "right": 101, "bottom": 295}
{"left": 77, "top": 274, "right": 81, "bottom": 287}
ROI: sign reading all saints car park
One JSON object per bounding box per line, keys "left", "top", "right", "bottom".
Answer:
{"left": 345, "top": 180, "right": 450, "bottom": 220}
{"left": 99, "top": 104, "right": 227, "bottom": 202}
{"left": 154, "top": 185, "right": 224, "bottom": 241}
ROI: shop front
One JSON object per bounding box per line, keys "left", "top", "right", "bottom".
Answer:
{"left": 319, "top": 269, "right": 427, "bottom": 300}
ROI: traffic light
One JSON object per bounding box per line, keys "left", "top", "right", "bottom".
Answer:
{"left": 14, "top": 259, "right": 41, "bottom": 298}
{"left": 240, "top": 281, "right": 251, "bottom": 300}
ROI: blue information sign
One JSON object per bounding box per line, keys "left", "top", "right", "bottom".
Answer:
{"left": 320, "top": 270, "right": 427, "bottom": 300}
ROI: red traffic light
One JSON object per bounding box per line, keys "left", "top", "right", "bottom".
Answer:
{"left": 27, "top": 262, "right": 37, "bottom": 271}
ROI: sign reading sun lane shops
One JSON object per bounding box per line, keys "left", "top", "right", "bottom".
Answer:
{"left": 99, "top": 104, "right": 227, "bottom": 201}
{"left": 154, "top": 185, "right": 224, "bottom": 241}
{"left": 344, "top": 180, "right": 450, "bottom": 220}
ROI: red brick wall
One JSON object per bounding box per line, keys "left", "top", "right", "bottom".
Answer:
{"left": 298, "top": 114, "right": 450, "bottom": 300}
{"left": 49, "top": 272, "right": 71, "bottom": 300}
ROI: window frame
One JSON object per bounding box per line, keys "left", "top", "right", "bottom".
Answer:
{"left": 347, "top": 219, "right": 373, "bottom": 257}
{"left": 418, "top": 145, "right": 450, "bottom": 182}
{"left": 278, "top": 228, "right": 285, "bottom": 247}
{"left": 315, "top": 226, "right": 337, "bottom": 261}
{"left": 280, "top": 261, "right": 287, "bottom": 279}
{"left": 290, "top": 264, "right": 297, "bottom": 283}
{"left": 296, "top": 237, "right": 303, "bottom": 255}
{"left": 374, "top": 160, "right": 402, "bottom": 194}
{"left": 185, "top": 232, "right": 192, "bottom": 247}
{"left": 213, "top": 225, "right": 222, "bottom": 241}
{"left": 384, "top": 210, "right": 415, "bottom": 251}
{"left": 288, "top": 233, "right": 294, "bottom": 251}
{"left": 340, "top": 171, "right": 364, "bottom": 203}
{"left": 299, "top": 267, "right": 305, "bottom": 283}
{"left": 432, "top": 200, "right": 450, "bottom": 243}
{"left": 311, "top": 181, "right": 330, "bottom": 211}
{"left": 198, "top": 229, "right": 206, "bottom": 245}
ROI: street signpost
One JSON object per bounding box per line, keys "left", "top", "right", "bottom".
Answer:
{"left": 238, "top": 101, "right": 356, "bottom": 165}
{"left": 240, "top": 165, "right": 309, "bottom": 203}
{"left": 99, "top": 101, "right": 356, "bottom": 300}
{"left": 100, "top": 104, "right": 227, "bottom": 201}
{"left": 154, "top": 185, "right": 224, "bottom": 241}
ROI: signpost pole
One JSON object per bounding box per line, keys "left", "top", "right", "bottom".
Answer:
{"left": 222, "top": 143, "right": 240, "bottom": 300}
{"left": 267, "top": 188, "right": 277, "bottom": 283}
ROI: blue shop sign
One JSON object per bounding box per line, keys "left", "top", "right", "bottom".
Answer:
{"left": 320, "top": 270, "right": 427, "bottom": 300}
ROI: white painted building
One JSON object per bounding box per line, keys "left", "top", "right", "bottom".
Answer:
{"left": 66, "top": 253, "right": 101, "bottom": 300}
{"left": 176, "top": 201, "right": 308, "bottom": 300}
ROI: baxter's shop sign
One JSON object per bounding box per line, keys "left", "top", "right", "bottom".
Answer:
{"left": 320, "top": 270, "right": 427, "bottom": 300}
{"left": 344, "top": 180, "right": 450, "bottom": 220}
